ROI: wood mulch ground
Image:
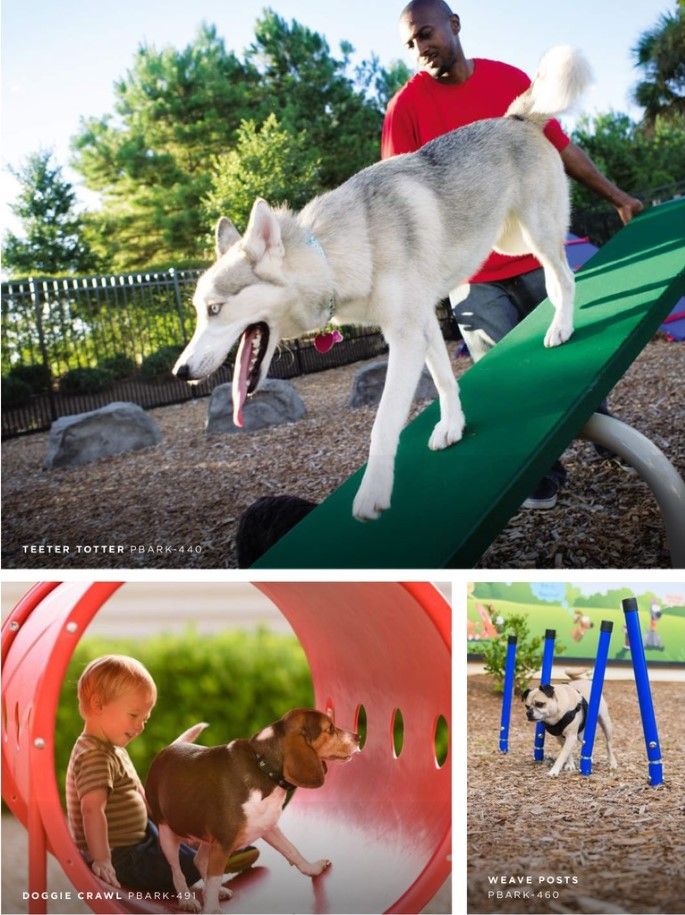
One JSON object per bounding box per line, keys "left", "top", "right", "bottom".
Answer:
{"left": 467, "top": 673, "right": 685, "bottom": 914}
{"left": 2, "top": 338, "right": 683, "bottom": 569}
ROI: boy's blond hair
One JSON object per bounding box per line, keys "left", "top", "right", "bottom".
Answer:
{"left": 77, "top": 655, "right": 157, "bottom": 718}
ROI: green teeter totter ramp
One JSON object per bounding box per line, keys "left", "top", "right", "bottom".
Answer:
{"left": 256, "top": 198, "right": 685, "bottom": 569}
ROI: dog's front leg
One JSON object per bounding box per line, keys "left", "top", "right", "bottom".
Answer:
{"left": 548, "top": 734, "right": 577, "bottom": 777}
{"left": 424, "top": 311, "right": 465, "bottom": 450}
{"left": 262, "top": 825, "right": 331, "bottom": 876}
{"left": 352, "top": 333, "right": 428, "bottom": 521}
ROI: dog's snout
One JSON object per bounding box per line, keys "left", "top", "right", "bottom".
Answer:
{"left": 175, "top": 363, "right": 190, "bottom": 381}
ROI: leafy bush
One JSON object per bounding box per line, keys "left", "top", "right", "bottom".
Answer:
{"left": 54, "top": 628, "right": 314, "bottom": 803}
{"left": 7, "top": 362, "right": 52, "bottom": 394}
{"left": 98, "top": 353, "right": 136, "bottom": 380}
{"left": 1, "top": 374, "right": 33, "bottom": 409}
{"left": 481, "top": 612, "right": 565, "bottom": 695}
{"left": 204, "top": 114, "right": 321, "bottom": 235}
{"left": 140, "top": 345, "right": 184, "bottom": 382}
{"left": 58, "top": 366, "right": 114, "bottom": 394}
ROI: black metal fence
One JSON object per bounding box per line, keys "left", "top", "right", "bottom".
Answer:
{"left": 1, "top": 266, "right": 457, "bottom": 438}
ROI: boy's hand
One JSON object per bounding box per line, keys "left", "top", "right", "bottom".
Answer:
{"left": 91, "top": 859, "right": 121, "bottom": 888}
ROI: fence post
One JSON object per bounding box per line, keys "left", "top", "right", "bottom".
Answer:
{"left": 29, "top": 277, "right": 57, "bottom": 423}
{"left": 169, "top": 268, "right": 188, "bottom": 343}
{"left": 622, "top": 598, "right": 664, "bottom": 786}
{"left": 294, "top": 338, "right": 304, "bottom": 375}
{"left": 533, "top": 629, "right": 556, "bottom": 761}
{"left": 579, "top": 620, "right": 613, "bottom": 776}
{"left": 499, "top": 635, "right": 517, "bottom": 753}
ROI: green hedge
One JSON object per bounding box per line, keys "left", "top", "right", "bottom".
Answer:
{"left": 2, "top": 374, "right": 33, "bottom": 409}
{"left": 58, "top": 366, "right": 114, "bottom": 395}
{"left": 139, "top": 345, "right": 184, "bottom": 382}
{"left": 55, "top": 627, "right": 313, "bottom": 803}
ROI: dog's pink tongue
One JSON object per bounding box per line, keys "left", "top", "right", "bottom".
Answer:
{"left": 232, "top": 328, "right": 257, "bottom": 427}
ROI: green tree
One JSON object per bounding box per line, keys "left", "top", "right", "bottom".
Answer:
{"left": 204, "top": 114, "right": 321, "bottom": 234}
{"left": 2, "top": 150, "right": 95, "bottom": 276}
{"left": 571, "top": 110, "right": 685, "bottom": 209}
{"left": 244, "top": 10, "right": 385, "bottom": 189}
{"left": 72, "top": 24, "right": 260, "bottom": 270}
{"left": 633, "top": 4, "right": 685, "bottom": 126}
{"left": 71, "top": 13, "right": 404, "bottom": 271}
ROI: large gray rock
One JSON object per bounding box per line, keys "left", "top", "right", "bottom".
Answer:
{"left": 207, "top": 379, "right": 306, "bottom": 433}
{"left": 44, "top": 402, "right": 161, "bottom": 469}
{"left": 349, "top": 360, "right": 438, "bottom": 407}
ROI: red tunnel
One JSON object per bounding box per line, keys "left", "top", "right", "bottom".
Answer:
{"left": 2, "top": 582, "right": 451, "bottom": 914}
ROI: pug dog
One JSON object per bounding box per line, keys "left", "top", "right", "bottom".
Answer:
{"left": 522, "top": 672, "right": 618, "bottom": 777}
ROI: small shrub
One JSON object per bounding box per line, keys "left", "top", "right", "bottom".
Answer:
{"left": 481, "top": 612, "right": 565, "bottom": 695}
{"left": 7, "top": 362, "right": 52, "bottom": 394}
{"left": 1, "top": 374, "right": 33, "bottom": 409}
{"left": 98, "top": 353, "right": 136, "bottom": 380}
{"left": 59, "top": 366, "right": 114, "bottom": 395}
{"left": 140, "top": 345, "right": 184, "bottom": 382}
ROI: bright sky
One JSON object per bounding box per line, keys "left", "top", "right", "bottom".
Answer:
{"left": 0, "top": 0, "right": 667, "bottom": 235}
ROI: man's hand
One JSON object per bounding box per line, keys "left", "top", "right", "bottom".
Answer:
{"left": 91, "top": 858, "right": 121, "bottom": 888}
{"left": 615, "top": 194, "right": 644, "bottom": 225}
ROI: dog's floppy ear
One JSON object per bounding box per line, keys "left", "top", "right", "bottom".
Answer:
{"left": 540, "top": 683, "right": 555, "bottom": 698}
{"left": 282, "top": 733, "right": 326, "bottom": 789}
{"left": 242, "top": 198, "right": 284, "bottom": 264}
{"left": 215, "top": 217, "right": 241, "bottom": 258}
{"left": 521, "top": 689, "right": 530, "bottom": 701}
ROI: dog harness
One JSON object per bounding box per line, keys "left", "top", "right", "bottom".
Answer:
{"left": 543, "top": 697, "right": 588, "bottom": 737}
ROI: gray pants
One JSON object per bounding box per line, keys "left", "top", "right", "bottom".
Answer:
{"left": 450, "top": 267, "right": 612, "bottom": 486}
{"left": 451, "top": 268, "right": 548, "bottom": 361}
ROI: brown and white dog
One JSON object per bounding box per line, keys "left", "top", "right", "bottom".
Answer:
{"left": 146, "top": 709, "right": 360, "bottom": 913}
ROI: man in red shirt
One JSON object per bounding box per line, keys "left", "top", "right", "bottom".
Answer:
{"left": 383, "top": 0, "right": 643, "bottom": 508}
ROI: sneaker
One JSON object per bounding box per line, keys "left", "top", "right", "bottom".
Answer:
{"left": 226, "top": 846, "right": 260, "bottom": 872}
{"left": 522, "top": 474, "right": 559, "bottom": 510}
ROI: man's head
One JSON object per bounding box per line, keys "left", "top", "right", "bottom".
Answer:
{"left": 400, "top": 0, "right": 463, "bottom": 81}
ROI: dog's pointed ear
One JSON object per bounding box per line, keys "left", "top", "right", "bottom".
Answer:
{"left": 242, "top": 198, "right": 284, "bottom": 264}
{"left": 215, "top": 217, "right": 241, "bottom": 258}
{"left": 521, "top": 689, "right": 530, "bottom": 701}
{"left": 540, "top": 684, "right": 555, "bottom": 698}
{"left": 282, "top": 733, "right": 326, "bottom": 789}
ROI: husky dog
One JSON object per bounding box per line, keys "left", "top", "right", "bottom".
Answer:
{"left": 174, "top": 46, "right": 592, "bottom": 521}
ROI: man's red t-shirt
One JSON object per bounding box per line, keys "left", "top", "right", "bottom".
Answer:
{"left": 381, "top": 59, "right": 570, "bottom": 283}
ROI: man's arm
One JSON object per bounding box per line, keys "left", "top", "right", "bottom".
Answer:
{"left": 560, "top": 142, "right": 644, "bottom": 224}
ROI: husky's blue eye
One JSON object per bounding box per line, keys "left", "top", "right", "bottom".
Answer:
{"left": 207, "top": 302, "right": 222, "bottom": 316}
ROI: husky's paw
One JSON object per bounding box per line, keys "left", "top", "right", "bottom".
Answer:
{"left": 219, "top": 886, "right": 233, "bottom": 900}
{"left": 352, "top": 474, "right": 392, "bottom": 521}
{"left": 428, "top": 414, "right": 465, "bottom": 451}
{"left": 299, "top": 858, "right": 331, "bottom": 877}
{"left": 544, "top": 320, "right": 573, "bottom": 348}
{"left": 178, "top": 896, "right": 202, "bottom": 913}
{"left": 352, "top": 489, "right": 391, "bottom": 521}
{"left": 547, "top": 768, "right": 561, "bottom": 778}
{"left": 564, "top": 758, "right": 577, "bottom": 772}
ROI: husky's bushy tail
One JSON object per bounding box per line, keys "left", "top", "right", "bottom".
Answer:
{"left": 172, "top": 722, "right": 209, "bottom": 744}
{"left": 506, "top": 46, "right": 593, "bottom": 126}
